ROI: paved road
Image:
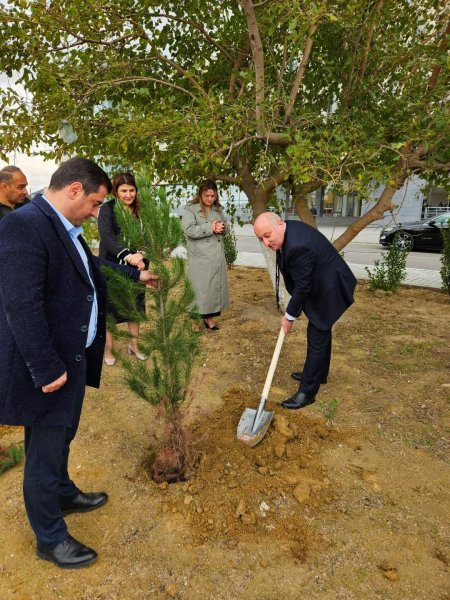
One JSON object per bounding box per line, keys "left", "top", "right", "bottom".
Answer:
{"left": 231, "top": 223, "right": 443, "bottom": 289}
{"left": 234, "top": 224, "right": 442, "bottom": 271}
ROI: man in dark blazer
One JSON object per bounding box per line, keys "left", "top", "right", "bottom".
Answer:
{"left": 254, "top": 212, "right": 357, "bottom": 410}
{"left": 0, "top": 158, "right": 157, "bottom": 569}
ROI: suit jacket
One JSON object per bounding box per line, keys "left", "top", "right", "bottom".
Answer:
{"left": 277, "top": 220, "right": 356, "bottom": 331}
{"left": 0, "top": 194, "right": 139, "bottom": 427}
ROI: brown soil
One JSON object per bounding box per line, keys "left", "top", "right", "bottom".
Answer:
{"left": 0, "top": 267, "right": 449, "bottom": 600}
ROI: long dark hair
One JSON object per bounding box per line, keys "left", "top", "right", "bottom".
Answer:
{"left": 111, "top": 172, "right": 140, "bottom": 217}
{"left": 190, "top": 178, "right": 221, "bottom": 217}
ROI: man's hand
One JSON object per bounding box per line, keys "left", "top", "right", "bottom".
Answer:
{"left": 139, "top": 270, "right": 159, "bottom": 288}
{"left": 281, "top": 316, "right": 294, "bottom": 334}
{"left": 42, "top": 372, "right": 67, "bottom": 393}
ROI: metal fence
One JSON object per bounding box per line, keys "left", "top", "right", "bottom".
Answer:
{"left": 424, "top": 207, "right": 450, "bottom": 218}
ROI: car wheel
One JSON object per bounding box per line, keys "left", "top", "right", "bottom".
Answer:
{"left": 393, "top": 231, "right": 414, "bottom": 251}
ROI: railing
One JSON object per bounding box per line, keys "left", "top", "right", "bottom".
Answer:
{"left": 424, "top": 206, "right": 450, "bottom": 218}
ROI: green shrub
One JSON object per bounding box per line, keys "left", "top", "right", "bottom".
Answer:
{"left": 82, "top": 216, "right": 100, "bottom": 249}
{"left": 440, "top": 228, "right": 450, "bottom": 295}
{"left": 365, "top": 233, "right": 408, "bottom": 293}
{"left": 223, "top": 229, "right": 238, "bottom": 268}
{"left": 0, "top": 444, "right": 24, "bottom": 475}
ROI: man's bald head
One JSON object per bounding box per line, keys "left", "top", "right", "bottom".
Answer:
{"left": 253, "top": 211, "right": 285, "bottom": 251}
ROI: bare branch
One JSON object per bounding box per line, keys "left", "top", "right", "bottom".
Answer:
{"left": 240, "top": 0, "right": 265, "bottom": 132}
{"left": 426, "top": 17, "right": 450, "bottom": 95}
{"left": 276, "top": 36, "right": 288, "bottom": 98}
{"left": 229, "top": 46, "right": 249, "bottom": 100}
{"left": 214, "top": 174, "right": 241, "bottom": 185}
{"left": 355, "top": 0, "right": 384, "bottom": 85}
{"left": 81, "top": 77, "right": 199, "bottom": 102}
{"left": 283, "top": 22, "right": 318, "bottom": 125}
{"left": 409, "top": 158, "right": 450, "bottom": 173}
{"left": 260, "top": 168, "right": 288, "bottom": 193}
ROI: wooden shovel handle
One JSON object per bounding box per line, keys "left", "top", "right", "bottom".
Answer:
{"left": 261, "top": 327, "right": 285, "bottom": 400}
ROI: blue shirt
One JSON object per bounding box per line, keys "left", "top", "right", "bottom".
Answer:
{"left": 43, "top": 196, "right": 98, "bottom": 347}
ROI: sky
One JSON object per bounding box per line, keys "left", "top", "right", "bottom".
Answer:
{"left": 0, "top": 73, "right": 58, "bottom": 193}
{"left": 0, "top": 153, "right": 58, "bottom": 194}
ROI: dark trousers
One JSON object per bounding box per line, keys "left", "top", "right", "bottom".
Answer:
{"left": 23, "top": 373, "right": 86, "bottom": 546}
{"left": 298, "top": 321, "right": 332, "bottom": 397}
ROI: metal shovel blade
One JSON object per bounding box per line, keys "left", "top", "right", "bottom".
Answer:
{"left": 237, "top": 406, "right": 274, "bottom": 447}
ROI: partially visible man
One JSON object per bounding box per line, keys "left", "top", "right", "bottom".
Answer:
{"left": 0, "top": 158, "right": 158, "bottom": 569}
{"left": 254, "top": 212, "right": 357, "bottom": 410}
{"left": 0, "top": 165, "right": 29, "bottom": 221}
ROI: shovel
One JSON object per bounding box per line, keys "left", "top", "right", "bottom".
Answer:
{"left": 237, "top": 327, "right": 286, "bottom": 447}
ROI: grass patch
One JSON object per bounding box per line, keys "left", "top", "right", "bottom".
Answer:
{"left": 0, "top": 444, "right": 24, "bottom": 475}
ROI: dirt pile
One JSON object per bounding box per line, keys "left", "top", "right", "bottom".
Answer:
{"left": 0, "top": 267, "right": 448, "bottom": 599}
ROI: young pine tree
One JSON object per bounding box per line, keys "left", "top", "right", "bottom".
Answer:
{"left": 104, "top": 181, "right": 201, "bottom": 483}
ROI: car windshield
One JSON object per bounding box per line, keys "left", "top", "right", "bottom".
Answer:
{"left": 434, "top": 213, "right": 450, "bottom": 225}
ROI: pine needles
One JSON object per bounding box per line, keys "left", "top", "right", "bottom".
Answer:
{"left": 104, "top": 181, "right": 201, "bottom": 482}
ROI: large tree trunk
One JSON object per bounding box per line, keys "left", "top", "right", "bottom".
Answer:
{"left": 293, "top": 188, "right": 316, "bottom": 228}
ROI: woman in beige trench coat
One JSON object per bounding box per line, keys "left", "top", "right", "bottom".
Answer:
{"left": 182, "top": 179, "right": 230, "bottom": 330}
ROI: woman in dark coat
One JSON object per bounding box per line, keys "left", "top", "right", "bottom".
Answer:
{"left": 98, "top": 172, "right": 147, "bottom": 364}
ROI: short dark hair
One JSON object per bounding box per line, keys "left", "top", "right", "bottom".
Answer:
{"left": 0, "top": 166, "right": 24, "bottom": 184}
{"left": 48, "top": 157, "right": 112, "bottom": 194}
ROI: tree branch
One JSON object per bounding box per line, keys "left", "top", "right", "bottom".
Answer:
{"left": 283, "top": 22, "right": 318, "bottom": 125}
{"left": 229, "top": 46, "right": 249, "bottom": 100}
{"left": 355, "top": 0, "right": 384, "bottom": 85}
{"left": 81, "top": 77, "right": 199, "bottom": 102}
{"left": 409, "top": 158, "right": 450, "bottom": 173}
{"left": 426, "top": 17, "right": 450, "bottom": 95}
{"left": 147, "top": 12, "right": 235, "bottom": 62}
{"left": 260, "top": 168, "right": 288, "bottom": 193}
{"left": 214, "top": 174, "right": 242, "bottom": 185}
{"left": 240, "top": 0, "right": 265, "bottom": 133}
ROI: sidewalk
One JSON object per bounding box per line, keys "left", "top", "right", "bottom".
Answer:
{"left": 233, "top": 224, "right": 442, "bottom": 290}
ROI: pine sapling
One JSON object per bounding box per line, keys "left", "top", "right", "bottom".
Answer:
{"left": 104, "top": 180, "right": 201, "bottom": 482}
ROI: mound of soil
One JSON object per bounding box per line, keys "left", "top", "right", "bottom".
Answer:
{"left": 0, "top": 267, "right": 449, "bottom": 599}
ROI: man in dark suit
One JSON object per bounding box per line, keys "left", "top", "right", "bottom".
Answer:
{"left": 0, "top": 158, "right": 157, "bottom": 569}
{"left": 254, "top": 212, "right": 357, "bottom": 410}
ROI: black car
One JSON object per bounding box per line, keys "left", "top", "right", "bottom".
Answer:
{"left": 379, "top": 212, "right": 450, "bottom": 251}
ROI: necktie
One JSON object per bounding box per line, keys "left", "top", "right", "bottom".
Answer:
{"left": 275, "top": 250, "right": 281, "bottom": 313}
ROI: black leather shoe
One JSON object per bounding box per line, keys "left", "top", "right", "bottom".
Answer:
{"left": 37, "top": 534, "right": 97, "bottom": 569}
{"left": 281, "top": 391, "right": 316, "bottom": 410}
{"left": 61, "top": 491, "right": 108, "bottom": 515}
{"left": 291, "top": 371, "right": 327, "bottom": 384}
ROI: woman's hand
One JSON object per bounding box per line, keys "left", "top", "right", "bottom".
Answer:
{"left": 127, "top": 252, "right": 144, "bottom": 266}
{"left": 212, "top": 220, "right": 225, "bottom": 234}
{"left": 139, "top": 271, "right": 160, "bottom": 288}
